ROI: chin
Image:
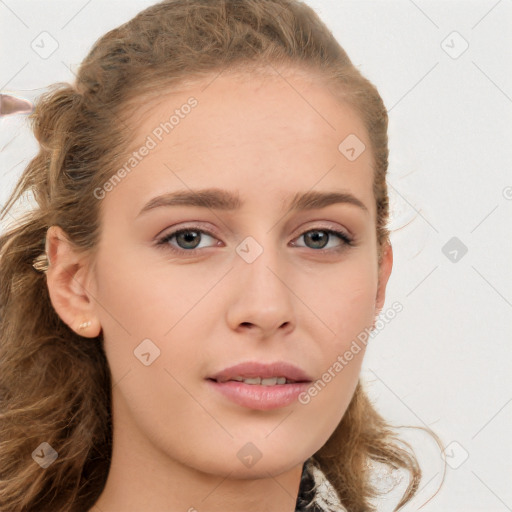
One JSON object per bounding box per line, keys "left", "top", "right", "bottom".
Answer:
{"left": 187, "top": 446, "right": 307, "bottom": 479}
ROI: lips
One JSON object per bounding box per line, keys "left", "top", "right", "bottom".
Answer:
{"left": 207, "top": 361, "right": 313, "bottom": 384}
{"left": 206, "top": 361, "right": 313, "bottom": 410}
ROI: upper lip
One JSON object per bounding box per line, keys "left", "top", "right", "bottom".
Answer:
{"left": 208, "top": 361, "right": 313, "bottom": 383}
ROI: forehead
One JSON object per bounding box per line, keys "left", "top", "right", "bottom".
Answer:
{"left": 129, "top": 66, "right": 370, "bottom": 153}
{"left": 109, "top": 68, "right": 375, "bottom": 217}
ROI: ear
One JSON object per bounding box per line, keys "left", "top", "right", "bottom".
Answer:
{"left": 375, "top": 240, "right": 393, "bottom": 316}
{"left": 45, "top": 225, "right": 102, "bottom": 338}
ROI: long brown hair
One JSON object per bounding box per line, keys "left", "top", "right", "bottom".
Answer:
{"left": 0, "top": 1, "right": 445, "bottom": 510}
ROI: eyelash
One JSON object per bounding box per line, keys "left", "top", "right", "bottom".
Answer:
{"left": 155, "top": 225, "right": 354, "bottom": 256}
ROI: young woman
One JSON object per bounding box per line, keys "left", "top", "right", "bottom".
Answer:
{"left": 0, "top": 1, "right": 444, "bottom": 510}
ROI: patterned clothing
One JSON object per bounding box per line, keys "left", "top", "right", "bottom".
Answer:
{"left": 295, "top": 459, "right": 348, "bottom": 512}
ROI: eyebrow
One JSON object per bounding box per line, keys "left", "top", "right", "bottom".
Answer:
{"left": 137, "top": 188, "right": 369, "bottom": 217}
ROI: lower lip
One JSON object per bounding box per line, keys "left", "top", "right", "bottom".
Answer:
{"left": 206, "top": 379, "right": 311, "bottom": 410}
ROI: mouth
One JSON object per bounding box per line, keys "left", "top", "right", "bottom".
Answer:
{"left": 205, "top": 361, "right": 313, "bottom": 410}
{"left": 207, "top": 360, "right": 313, "bottom": 384}
{"left": 207, "top": 376, "right": 306, "bottom": 385}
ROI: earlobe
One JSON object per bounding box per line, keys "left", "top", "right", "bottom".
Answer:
{"left": 45, "top": 225, "right": 102, "bottom": 338}
{"left": 375, "top": 241, "right": 393, "bottom": 315}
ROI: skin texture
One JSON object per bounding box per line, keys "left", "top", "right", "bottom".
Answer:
{"left": 45, "top": 68, "right": 393, "bottom": 512}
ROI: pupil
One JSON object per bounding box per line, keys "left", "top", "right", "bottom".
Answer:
{"left": 178, "top": 231, "right": 199, "bottom": 248}
{"left": 306, "top": 230, "right": 327, "bottom": 249}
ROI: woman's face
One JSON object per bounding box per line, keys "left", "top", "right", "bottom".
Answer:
{"left": 78, "top": 69, "right": 391, "bottom": 479}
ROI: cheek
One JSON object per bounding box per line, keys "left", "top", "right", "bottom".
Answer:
{"left": 91, "top": 243, "right": 186, "bottom": 336}
{"left": 91, "top": 244, "right": 218, "bottom": 383}
{"left": 298, "top": 266, "right": 375, "bottom": 427}
{"left": 304, "top": 256, "right": 378, "bottom": 343}
{"left": 302, "top": 256, "right": 377, "bottom": 405}
{"left": 332, "top": 274, "right": 377, "bottom": 343}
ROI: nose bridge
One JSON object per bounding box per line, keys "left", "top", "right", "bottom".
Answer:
{"left": 236, "top": 231, "right": 288, "bottom": 296}
{"left": 227, "top": 229, "right": 295, "bottom": 334}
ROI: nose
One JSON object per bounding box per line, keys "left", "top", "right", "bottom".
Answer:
{"left": 225, "top": 236, "right": 296, "bottom": 339}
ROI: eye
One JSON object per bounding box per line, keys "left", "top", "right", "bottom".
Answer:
{"left": 156, "top": 228, "right": 220, "bottom": 255}
{"left": 156, "top": 225, "right": 354, "bottom": 256}
{"left": 292, "top": 228, "right": 354, "bottom": 252}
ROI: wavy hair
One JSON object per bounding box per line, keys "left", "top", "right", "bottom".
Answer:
{"left": 0, "top": 1, "right": 445, "bottom": 510}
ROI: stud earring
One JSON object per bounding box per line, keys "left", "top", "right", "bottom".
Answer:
{"left": 78, "top": 320, "right": 92, "bottom": 330}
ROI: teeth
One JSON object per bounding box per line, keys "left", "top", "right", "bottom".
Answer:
{"left": 243, "top": 377, "right": 262, "bottom": 385}
{"left": 225, "top": 376, "right": 291, "bottom": 385}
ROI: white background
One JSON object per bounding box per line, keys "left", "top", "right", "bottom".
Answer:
{"left": 1, "top": 1, "right": 511, "bottom": 510}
